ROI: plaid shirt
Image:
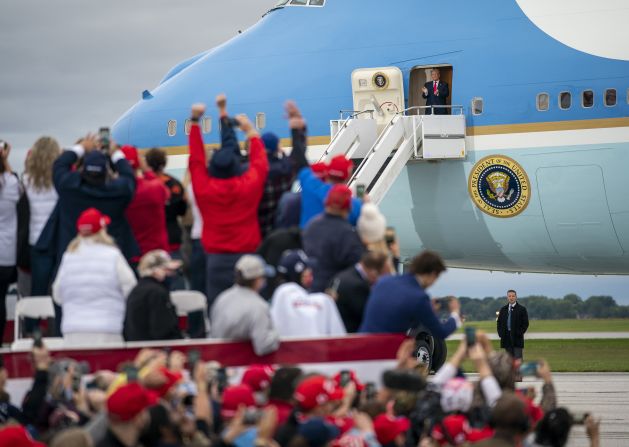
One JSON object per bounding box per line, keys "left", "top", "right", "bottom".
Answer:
{"left": 258, "top": 173, "right": 294, "bottom": 239}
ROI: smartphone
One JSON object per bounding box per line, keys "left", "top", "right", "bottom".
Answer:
{"left": 464, "top": 326, "right": 476, "bottom": 346}
{"left": 188, "top": 350, "right": 201, "bottom": 370}
{"left": 339, "top": 370, "right": 352, "bottom": 387}
{"left": 356, "top": 184, "right": 366, "bottom": 199}
{"left": 125, "top": 366, "right": 139, "bottom": 382}
{"left": 33, "top": 330, "right": 43, "bottom": 349}
{"left": 72, "top": 374, "right": 82, "bottom": 392}
{"left": 385, "top": 227, "right": 396, "bottom": 245}
{"left": 243, "top": 408, "right": 261, "bottom": 425}
{"left": 364, "top": 382, "right": 376, "bottom": 401}
{"left": 435, "top": 297, "right": 450, "bottom": 311}
{"left": 99, "top": 127, "right": 111, "bottom": 153}
{"left": 215, "top": 367, "right": 228, "bottom": 394}
{"left": 571, "top": 411, "right": 590, "bottom": 425}
{"left": 518, "top": 361, "right": 539, "bottom": 377}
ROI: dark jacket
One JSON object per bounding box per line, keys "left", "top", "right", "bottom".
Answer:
{"left": 422, "top": 80, "right": 449, "bottom": 114}
{"left": 359, "top": 274, "right": 458, "bottom": 339}
{"left": 38, "top": 149, "right": 138, "bottom": 266}
{"left": 158, "top": 173, "right": 187, "bottom": 251}
{"left": 497, "top": 302, "right": 529, "bottom": 348}
{"left": 302, "top": 213, "right": 364, "bottom": 293}
{"left": 332, "top": 265, "right": 371, "bottom": 333}
{"left": 123, "top": 277, "right": 182, "bottom": 341}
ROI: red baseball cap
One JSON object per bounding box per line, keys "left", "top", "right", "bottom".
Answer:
{"left": 107, "top": 382, "right": 158, "bottom": 422}
{"left": 121, "top": 145, "right": 140, "bottom": 170}
{"left": 312, "top": 162, "right": 329, "bottom": 180}
{"left": 332, "top": 370, "right": 365, "bottom": 392}
{"left": 241, "top": 364, "right": 275, "bottom": 392}
{"left": 294, "top": 376, "right": 344, "bottom": 411}
{"left": 221, "top": 384, "right": 256, "bottom": 419}
{"left": 374, "top": 414, "right": 411, "bottom": 445}
{"left": 327, "top": 155, "right": 353, "bottom": 181}
{"left": 76, "top": 208, "right": 111, "bottom": 236}
{"left": 0, "top": 426, "right": 45, "bottom": 447}
{"left": 325, "top": 184, "right": 352, "bottom": 211}
{"left": 148, "top": 367, "right": 183, "bottom": 398}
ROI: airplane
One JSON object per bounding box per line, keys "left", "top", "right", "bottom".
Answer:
{"left": 112, "top": 0, "right": 629, "bottom": 275}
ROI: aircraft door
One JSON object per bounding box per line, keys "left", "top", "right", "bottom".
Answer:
{"left": 352, "top": 67, "right": 405, "bottom": 133}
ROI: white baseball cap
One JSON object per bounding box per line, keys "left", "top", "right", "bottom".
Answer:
{"left": 235, "top": 255, "right": 275, "bottom": 280}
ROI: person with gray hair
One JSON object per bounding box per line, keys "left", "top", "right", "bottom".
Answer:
{"left": 211, "top": 255, "right": 280, "bottom": 356}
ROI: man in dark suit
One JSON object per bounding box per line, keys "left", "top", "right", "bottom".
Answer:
{"left": 329, "top": 251, "right": 388, "bottom": 333}
{"left": 497, "top": 289, "right": 529, "bottom": 360}
{"left": 422, "top": 68, "right": 449, "bottom": 115}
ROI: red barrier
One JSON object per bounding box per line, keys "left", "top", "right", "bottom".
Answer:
{"left": 1, "top": 334, "right": 407, "bottom": 378}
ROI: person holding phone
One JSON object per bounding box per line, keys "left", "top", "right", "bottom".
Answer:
{"left": 497, "top": 289, "right": 529, "bottom": 361}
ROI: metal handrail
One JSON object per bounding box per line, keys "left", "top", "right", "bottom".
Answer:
{"left": 399, "top": 105, "right": 465, "bottom": 115}
{"left": 338, "top": 109, "right": 375, "bottom": 120}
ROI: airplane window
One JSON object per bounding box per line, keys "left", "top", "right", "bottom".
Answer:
{"left": 582, "top": 90, "right": 594, "bottom": 108}
{"left": 185, "top": 119, "right": 192, "bottom": 135}
{"left": 536, "top": 93, "right": 549, "bottom": 111}
{"left": 203, "top": 116, "right": 212, "bottom": 134}
{"left": 605, "top": 89, "right": 617, "bottom": 107}
{"left": 290, "top": 0, "right": 308, "bottom": 4}
{"left": 256, "top": 112, "right": 267, "bottom": 130}
{"left": 472, "top": 97, "right": 483, "bottom": 115}
{"left": 167, "top": 120, "right": 177, "bottom": 137}
{"left": 559, "top": 92, "right": 571, "bottom": 110}
{"left": 309, "top": 0, "right": 325, "bottom": 5}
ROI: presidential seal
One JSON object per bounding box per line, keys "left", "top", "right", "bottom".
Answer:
{"left": 372, "top": 72, "right": 389, "bottom": 89}
{"left": 468, "top": 155, "right": 530, "bottom": 218}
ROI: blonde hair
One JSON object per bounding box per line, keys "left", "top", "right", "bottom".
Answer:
{"left": 67, "top": 229, "right": 116, "bottom": 253}
{"left": 25, "top": 136, "right": 61, "bottom": 191}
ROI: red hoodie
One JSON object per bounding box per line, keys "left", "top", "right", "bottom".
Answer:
{"left": 189, "top": 123, "right": 269, "bottom": 254}
{"left": 125, "top": 171, "right": 170, "bottom": 261}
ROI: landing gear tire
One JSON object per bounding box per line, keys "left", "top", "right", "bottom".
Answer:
{"left": 413, "top": 330, "right": 448, "bottom": 373}
{"left": 431, "top": 336, "right": 447, "bottom": 372}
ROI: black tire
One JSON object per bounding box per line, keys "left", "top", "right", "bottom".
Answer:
{"left": 431, "top": 336, "right": 448, "bottom": 372}
{"left": 413, "top": 334, "right": 433, "bottom": 370}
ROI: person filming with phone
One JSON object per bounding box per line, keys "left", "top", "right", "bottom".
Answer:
{"left": 497, "top": 289, "right": 529, "bottom": 361}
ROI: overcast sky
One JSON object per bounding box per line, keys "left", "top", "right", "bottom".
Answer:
{"left": 1, "top": 0, "right": 628, "bottom": 303}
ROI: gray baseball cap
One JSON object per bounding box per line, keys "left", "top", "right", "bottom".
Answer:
{"left": 235, "top": 255, "right": 275, "bottom": 280}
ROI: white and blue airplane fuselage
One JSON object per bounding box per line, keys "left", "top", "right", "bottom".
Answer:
{"left": 112, "top": 0, "right": 629, "bottom": 275}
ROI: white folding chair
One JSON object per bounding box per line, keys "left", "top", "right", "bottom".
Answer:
{"left": 11, "top": 296, "right": 63, "bottom": 350}
{"left": 170, "top": 291, "right": 210, "bottom": 336}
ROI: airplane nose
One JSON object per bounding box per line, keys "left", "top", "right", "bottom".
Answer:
{"left": 111, "top": 107, "right": 135, "bottom": 146}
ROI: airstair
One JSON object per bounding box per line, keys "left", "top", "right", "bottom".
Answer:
{"left": 317, "top": 111, "right": 378, "bottom": 162}
{"left": 342, "top": 106, "right": 467, "bottom": 204}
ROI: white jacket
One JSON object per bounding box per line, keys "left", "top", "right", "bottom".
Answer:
{"left": 0, "top": 173, "right": 21, "bottom": 266}
{"left": 23, "top": 175, "right": 58, "bottom": 245}
{"left": 52, "top": 240, "right": 136, "bottom": 335}
{"left": 270, "top": 283, "right": 347, "bottom": 338}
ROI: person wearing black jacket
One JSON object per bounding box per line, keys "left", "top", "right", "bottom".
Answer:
{"left": 123, "top": 250, "right": 183, "bottom": 342}
{"left": 497, "top": 289, "right": 529, "bottom": 360}
{"left": 331, "top": 251, "right": 388, "bottom": 333}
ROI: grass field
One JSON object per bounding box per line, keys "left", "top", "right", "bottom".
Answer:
{"left": 445, "top": 339, "right": 629, "bottom": 372}
{"left": 456, "top": 319, "right": 629, "bottom": 333}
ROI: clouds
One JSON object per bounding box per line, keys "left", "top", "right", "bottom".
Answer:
{"left": 0, "top": 0, "right": 275, "bottom": 166}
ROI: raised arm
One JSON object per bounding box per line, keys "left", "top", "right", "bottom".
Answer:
{"left": 188, "top": 103, "right": 211, "bottom": 198}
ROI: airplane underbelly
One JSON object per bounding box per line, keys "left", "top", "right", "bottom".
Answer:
{"left": 380, "top": 136, "right": 629, "bottom": 274}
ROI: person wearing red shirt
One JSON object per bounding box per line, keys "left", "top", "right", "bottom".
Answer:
{"left": 188, "top": 95, "right": 269, "bottom": 309}
{"left": 120, "top": 145, "right": 170, "bottom": 266}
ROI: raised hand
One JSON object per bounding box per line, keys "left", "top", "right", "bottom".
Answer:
{"left": 191, "top": 103, "right": 206, "bottom": 120}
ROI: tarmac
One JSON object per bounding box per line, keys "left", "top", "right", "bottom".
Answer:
{"left": 450, "top": 332, "right": 629, "bottom": 340}
{"left": 522, "top": 373, "right": 629, "bottom": 447}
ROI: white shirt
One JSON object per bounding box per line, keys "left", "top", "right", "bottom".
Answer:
{"left": 0, "top": 172, "right": 21, "bottom": 266}
{"left": 23, "top": 174, "right": 58, "bottom": 245}
{"left": 187, "top": 183, "right": 203, "bottom": 240}
{"left": 270, "top": 283, "right": 347, "bottom": 338}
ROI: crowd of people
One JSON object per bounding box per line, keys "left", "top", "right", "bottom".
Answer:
{"left": 0, "top": 330, "right": 600, "bottom": 446}
{"left": 0, "top": 96, "right": 602, "bottom": 445}
{"left": 0, "top": 96, "right": 445, "bottom": 349}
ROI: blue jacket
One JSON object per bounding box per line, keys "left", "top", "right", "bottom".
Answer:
{"left": 359, "top": 274, "right": 457, "bottom": 339}
{"left": 298, "top": 167, "right": 362, "bottom": 228}
{"left": 302, "top": 213, "right": 364, "bottom": 293}
{"left": 36, "top": 149, "right": 138, "bottom": 266}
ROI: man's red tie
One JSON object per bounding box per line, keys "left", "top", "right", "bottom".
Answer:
{"left": 433, "top": 81, "right": 437, "bottom": 94}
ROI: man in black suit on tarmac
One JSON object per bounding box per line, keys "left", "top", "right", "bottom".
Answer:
{"left": 422, "top": 68, "right": 449, "bottom": 115}
{"left": 497, "top": 289, "right": 529, "bottom": 360}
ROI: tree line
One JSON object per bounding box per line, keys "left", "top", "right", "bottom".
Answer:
{"left": 458, "top": 294, "right": 629, "bottom": 321}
